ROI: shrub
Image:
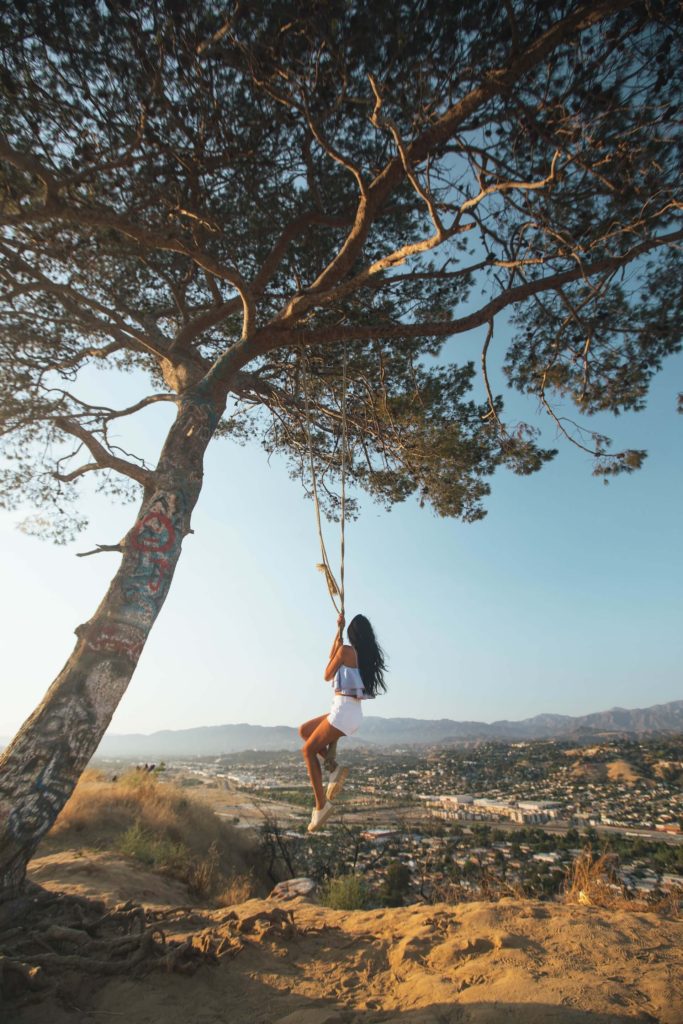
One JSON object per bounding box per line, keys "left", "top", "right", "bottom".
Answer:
{"left": 320, "top": 874, "right": 371, "bottom": 910}
{"left": 187, "top": 840, "right": 221, "bottom": 900}
{"left": 118, "top": 821, "right": 188, "bottom": 873}
{"left": 216, "top": 872, "right": 254, "bottom": 907}
{"left": 563, "top": 846, "right": 626, "bottom": 909}
{"left": 380, "top": 861, "right": 412, "bottom": 907}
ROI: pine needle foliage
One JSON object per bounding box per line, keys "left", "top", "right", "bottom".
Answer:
{"left": 0, "top": 0, "right": 680, "bottom": 538}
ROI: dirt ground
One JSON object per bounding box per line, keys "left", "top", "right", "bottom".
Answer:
{"left": 13, "top": 856, "right": 683, "bottom": 1024}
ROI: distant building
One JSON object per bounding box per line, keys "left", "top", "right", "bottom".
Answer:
{"left": 517, "top": 801, "right": 561, "bottom": 818}
{"left": 360, "top": 829, "right": 401, "bottom": 843}
{"left": 430, "top": 794, "right": 562, "bottom": 824}
{"left": 517, "top": 800, "right": 560, "bottom": 811}
{"left": 436, "top": 794, "right": 473, "bottom": 806}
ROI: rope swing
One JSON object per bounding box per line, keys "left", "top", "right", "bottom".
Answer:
{"left": 301, "top": 344, "right": 348, "bottom": 631}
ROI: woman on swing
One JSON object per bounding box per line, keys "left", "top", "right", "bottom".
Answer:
{"left": 299, "top": 612, "right": 387, "bottom": 833}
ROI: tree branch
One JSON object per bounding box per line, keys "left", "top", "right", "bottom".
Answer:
{"left": 54, "top": 462, "right": 100, "bottom": 483}
{"left": 245, "top": 227, "right": 683, "bottom": 359}
{"left": 457, "top": 150, "right": 561, "bottom": 216}
{"left": 300, "top": 92, "right": 368, "bottom": 197}
{"left": 48, "top": 391, "right": 176, "bottom": 423}
{"left": 55, "top": 341, "right": 128, "bottom": 370}
{"left": 53, "top": 417, "right": 153, "bottom": 489}
{"left": 480, "top": 319, "right": 503, "bottom": 432}
{"left": 273, "top": 0, "right": 636, "bottom": 323}
{"left": 76, "top": 543, "right": 124, "bottom": 558}
{"left": 0, "top": 132, "right": 58, "bottom": 201}
{"left": 369, "top": 74, "right": 445, "bottom": 238}
{"left": 0, "top": 133, "right": 256, "bottom": 339}
{"left": 0, "top": 242, "right": 170, "bottom": 359}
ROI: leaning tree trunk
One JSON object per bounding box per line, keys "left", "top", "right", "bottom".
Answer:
{"left": 0, "top": 383, "right": 225, "bottom": 899}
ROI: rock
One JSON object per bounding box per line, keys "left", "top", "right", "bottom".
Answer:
{"left": 269, "top": 877, "right": 317, "bottom": 900}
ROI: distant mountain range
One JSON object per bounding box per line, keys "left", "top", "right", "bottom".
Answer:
{"left": 357, "top": 700, "right": 683, "bottom": 746}
{"left": 2, "top": 700, "right": 680, "bottom": 759}
{"left": 75, "top": 699, "right": 683, "bottom": 758}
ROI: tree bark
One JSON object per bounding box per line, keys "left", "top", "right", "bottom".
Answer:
{"left": 0, "top": 383, "right": 226, "bottom": 900}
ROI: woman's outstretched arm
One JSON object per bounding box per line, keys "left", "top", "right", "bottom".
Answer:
{"left": 327, "top": 613, "right": 345, "bottom": 657}
{"left": 324, "top": 614, "right": 346, "bottom": 680}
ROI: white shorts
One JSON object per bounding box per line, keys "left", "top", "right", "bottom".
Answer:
{"left": 327, "top": 695, "right": 363, "bottom": 736}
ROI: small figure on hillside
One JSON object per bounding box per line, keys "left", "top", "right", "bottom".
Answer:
{"left": 299, "top": 613, "right": 387, "bottom": 834}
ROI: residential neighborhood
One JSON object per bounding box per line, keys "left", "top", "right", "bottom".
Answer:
{"left": 97, "top": 735, "right": 683, "bottom": 904}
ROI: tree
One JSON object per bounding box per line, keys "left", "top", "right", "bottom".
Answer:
{"left": 381, "top": 860, "right": 412, "bottom": 907}
{"left": 477, "top": 824, "right": 492, "bottom": 845}
{"left": 564, "top": 827, "right": 581, "bottom": 848}
{"left": 0, "top": 0, "right": 681, "bottom": 898}
{"left": 257, "top": 814, "right": 300, "bottom": 884}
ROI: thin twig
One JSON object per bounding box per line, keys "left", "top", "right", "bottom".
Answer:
{"left": 76, "top": 543, "right": 124, "bottom": 558}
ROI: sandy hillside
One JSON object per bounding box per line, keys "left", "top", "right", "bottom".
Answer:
{"left": 28, "top": 849, "right": 194, "bottom": 909}
{"left": 13, "top": 861, "right": 683, "bottom": 1024}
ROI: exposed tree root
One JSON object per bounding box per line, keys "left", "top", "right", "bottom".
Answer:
{"left": 0, "top": 883, "right": 230, "bottom": 1008}
{"left": 222, "top": 906, "right": 297, "bottom": 938}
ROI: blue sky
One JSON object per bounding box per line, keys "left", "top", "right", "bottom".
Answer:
{"left": 1, "top": 329, "right": 681, "bottom": 739}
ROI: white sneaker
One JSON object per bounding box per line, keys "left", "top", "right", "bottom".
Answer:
{"left": 307, "top": 802, "right": 335, "bottom": 833}
{"left": 326, "top": 765, "right": 349, "bottom": 801}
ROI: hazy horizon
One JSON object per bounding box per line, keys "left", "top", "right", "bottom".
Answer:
{"left": 2, "top": 696, "right": 682, "bottom": 744}
{"left": 95, "top": 694, "right": 683, "bottom": 736}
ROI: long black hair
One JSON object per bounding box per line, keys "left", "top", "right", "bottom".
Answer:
{"left": 347, "top": 614, "right": 387, "bottom": 698}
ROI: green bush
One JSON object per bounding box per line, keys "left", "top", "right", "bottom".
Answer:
{"left": 381, "top": 860, "right": 412, "bottom": 907}
{"left": 320, "top": 873, "right": 372, "bottom": 910}
{"left": 118, "top": 821, "right": 188, "bottom": 872}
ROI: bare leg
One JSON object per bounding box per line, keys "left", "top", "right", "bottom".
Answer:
{"left": 298, "top": 715, "right": 326, "bottom": 742}
{"left": 299, "top": 716, "right": 337, "bottom": 770}
{"left": 302, "top": 718, "right": 345, "bottom": 810}
{"left": 323, "top": 740, "right": 338, "bottom": 772}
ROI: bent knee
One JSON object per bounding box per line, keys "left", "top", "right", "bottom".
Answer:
{"left": 302, "top": 738, "right": 319, "bottom": 759}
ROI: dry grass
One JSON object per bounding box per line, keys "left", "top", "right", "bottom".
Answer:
{"left": 606, "top": 759, "right": 643, "bottom": 784}
{"left": 216, "top": 871, "right": 254, "bottom": 907}
{"left": 42, "top": 768, "right": 264, "bottom": 903}
{"left": 563, "top": 847, "right": 625, "bottom": 909}
{"left": 563, "top": 846, "right": 680, "bottom": 918}
{"left": 569, "top": 760, "right": 606, "bottom": 781}
{"left": 429, "top": 871, "right": 527, "bottom": 906}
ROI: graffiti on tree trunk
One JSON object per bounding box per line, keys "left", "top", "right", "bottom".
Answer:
{"left": 5, "top": 684, "right": 100, "bottom": 845}
{"left": 82, "top": 492, "right": 187, "bottom": 665}
{"left": 85, "top": 621, "right": 146, "bottom": 663}
{"left": 1, "top": 391, "right": 226, "bottom": 892}
{"left": 120, "top": 493, "right": 184, "bottom": 626}
{"left": 3, "top": 492, "right": 189, "bottom": 853}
